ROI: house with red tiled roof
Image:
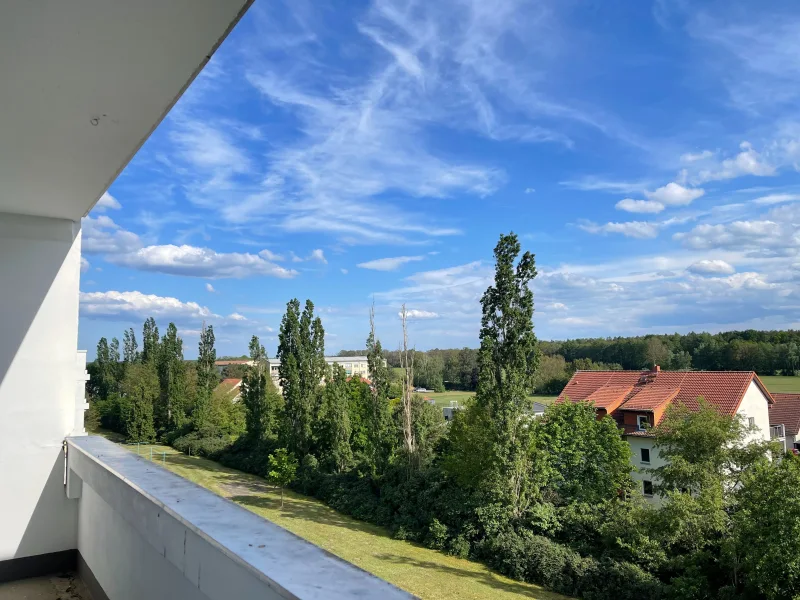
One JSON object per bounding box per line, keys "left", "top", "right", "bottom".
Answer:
{"left": 557, "top": 366, "right": 773, "bottom": 500}
{"left": 769, "top": 393, "right": 800, "bottom": 453}
{"left": 214, "top": 378, "right": 243, "bottom": 403}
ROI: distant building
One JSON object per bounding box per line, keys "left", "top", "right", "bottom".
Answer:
{"left": 769, "top": 393, "right": 800, "bottom": 453}
{"left": 266, "top": 355, "right": 381, "bottom": 392}
{"left": 442, "top": 400, "right": 462, "bottom": 422}
{"left": 214, "top": 378, "right": 242, "bottom": 403}
{"left": 214, "top": 359, "right": 255, "bottom": 375}
{"left": 557, "top": 366, "right": 773, "bottom": 501}
{"left": 532, "top": 401, "right": 548, "bottom": 417}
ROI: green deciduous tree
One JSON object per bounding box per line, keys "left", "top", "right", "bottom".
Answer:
{"left": 141, "top": 317, "right": 160, "bottom": 364}
{"left": 533, "top": 401, "right": 632, "bottom": 504}
{"left": 733, "top": 455, "right": 800, "bottom": 599}
{"left": 91, "top": 337, "right": 116, "bottom": 400}
{"left": 120, "top": 363, "right": 157, "bottom": 442}
{"left": 366, "top": 303, "right": 391, "bottom": 472}
{"left": 242, "top": 335, "right": 275, "bottom": 441}
{"left": 316, "top": 364, "right": 353, "bottom": 472}
{"left": 268, "top": 448, "right": 298, "bottom": 508}
{"left": 278, "top": 299, "right": 325, "bottom": 457}
{"left": 156, "top": 323, "right": 187, "bottom": 432}
{"left": 194, "top": 323, "right": 217, "bottom": 432}
{"left": 474, "top": 232, "right": 540, "bottom": 516}
{"left": 123, "top": 327, "right": 139, "bottom": 363}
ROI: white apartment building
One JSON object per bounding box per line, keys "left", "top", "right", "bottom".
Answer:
{"left": 0, "top": 3, "right": 410, "bottom": 599}
{"left": 266, "top": 356, "right": 373, "bottom": 391}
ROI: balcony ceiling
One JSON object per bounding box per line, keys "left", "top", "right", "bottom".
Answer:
{"left": 0, "top": 0, "right": 252, "bottom": 221}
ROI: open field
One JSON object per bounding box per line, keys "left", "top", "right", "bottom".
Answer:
{"left": 760, "top": 375, "right": 800, "bottom": 394}
{"left": 419, "top": 390, "right": 557, "bottom": 407}
{"left": 110, "top": 439, "right": 568, "bottom": 600}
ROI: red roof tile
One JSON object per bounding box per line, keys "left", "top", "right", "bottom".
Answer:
{"left": 622, "top": 386, "right": 680, "bottom": 411}
{"left": 558, "top": 369, "right": 772, "bottom": 429}
{"left": 770, "top": 393, "right": 800, "bottom": 436}
{"left": 585, "top": 385, "right": 634, "bottom": 410}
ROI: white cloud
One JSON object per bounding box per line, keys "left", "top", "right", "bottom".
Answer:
{"left": 259, "top": 249, "right": 284, "bottom": 261}
{"left": 615, "top": 199, "right": 665, "bottom": 214}
{"left": 341, "top": 268, "right": 348, "bottom": 275}
{"left": 358, "top": 255, "right": 425, "bottom": 271}
{"left": 680, "top": 150, "right": 713, "bottom": 163}
{"left": 675, "top": 220, "right": 785, "bottom": 250}
{"left": 205, "top": 283, "right": 216, "bottom": 293}
{"left": 560, "top": 178, "right": 648, "bottom": 194}
{"left": 644, "top": 182, "right": 705, "bottom": 206}
{"left": 687, "top": 259, "right": 736, "bottom": 275}
{"left": 81, "top": 215, "right": 142, "bottom": 255}
{"left": 401, "top": 309, "right": 439, "bottom": 319}
{"left": 80, "top": 257, "right": 91, "bottom": 273}
{"left": 524, "top": 187, "right": 536, "bottom": 194}
{"left": 80, "top": 290, "right": 216, "bottom": 321}
{"left": 309, "top": 249, "right": 327, "bottom": 264}
{"left": 753, "top": 193, "right": 800, "bottom": 205}
{"left": 696, "top": 142, "right": 775, "bottom": 183}
{"left": 227, "top": 312, "right": 247, "bottom": 321}
{"left": 549, "top": 302, "right": 568, "bottom": 310}
{"left": 94, "top": 192, "right": 121, "bottom": 211}
{"left": 578, "top": 221, "right": 660, "bottom": 239}
{"left": 110, "top": 244, "right": 298, "bottom": 279}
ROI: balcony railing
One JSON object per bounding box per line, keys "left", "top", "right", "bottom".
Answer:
{"left": 66, "top": 436, "right": 412, "bottom": 600}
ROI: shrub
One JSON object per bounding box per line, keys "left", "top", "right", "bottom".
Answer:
{"left": 425, "top": 518, "right": 449, "bottom": 550}
{"left": 482, "top": 529, "right": 664, "bottom": 600}
{"left": 172, "top": 431, "right": 231, "bottom": 458}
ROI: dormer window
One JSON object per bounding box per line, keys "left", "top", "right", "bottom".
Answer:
{"left": 637, "top": 415, "right": 650, "bottom": 431}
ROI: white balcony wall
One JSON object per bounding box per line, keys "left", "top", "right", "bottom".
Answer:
{"left": 68, "top": 437, "right": 413, "bottom": 600}
{"left": 0, "top": 214, "right": 82, "bottom": 561}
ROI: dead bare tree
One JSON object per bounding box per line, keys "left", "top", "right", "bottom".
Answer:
{"left": 399, "top": 304, "right": 415, "bottom": 465}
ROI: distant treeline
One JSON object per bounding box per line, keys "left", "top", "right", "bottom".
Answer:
{"left": 340, "top": 329, "right": 800, "bottom": 396}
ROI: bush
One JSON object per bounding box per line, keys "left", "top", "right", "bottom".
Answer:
{"left": 172, "top": 431, "right": 232, "bottom": 458}
{"left": 482, "top": 529, "right": 664, "bottom": 600}
{"left": 425, "top": 518, "right": 448, "bottom": 550}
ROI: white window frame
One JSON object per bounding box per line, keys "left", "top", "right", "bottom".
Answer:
{"left": 642, "top": 480, "right": 654, "bottom": 497}
{"left": 640, "top": 448, "right": 650, "bottom": 464}
{"left": 637, "top": 415, "right": 650, "bottom": 431}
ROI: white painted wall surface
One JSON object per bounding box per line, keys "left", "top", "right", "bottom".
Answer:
{"left": 736, "top": 380, "right": 771, "bottom": 444}
{"left": 78, "top": 486, "right": 208, "bottom": 600}
{"left": 627, "top": 436, "right": 667, "bottom": 503}
{"left": 0, "top": 214, "right": 81, "bottom": 560}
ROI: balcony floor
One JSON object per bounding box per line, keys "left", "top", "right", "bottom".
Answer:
{"left": 0, "top": 574, "right": 91, "bottom": 600}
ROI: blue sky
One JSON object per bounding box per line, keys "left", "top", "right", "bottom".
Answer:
{"left": 79, "top": 0, "right": 800, "bottom": 359}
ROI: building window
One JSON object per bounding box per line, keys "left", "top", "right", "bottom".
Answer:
{"left": 748, "top": 416, "right": 755, "bottom": 427}
{"left": 637, "top": 415, "right": 650, "bottom": 431}
{"left": 643, "top": 480, "right": 654, "bottom": 497}
{"left": 640, "top": 448, "right": 650, "bottom": 464}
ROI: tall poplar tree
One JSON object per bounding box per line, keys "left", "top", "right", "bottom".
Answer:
{"left": 156, "top": 323, "right": 186, "bottom": 432}
{"left": 242, "top": 335, "right": 270, "bottom": 441}
{"left": 366, "top": 302, "right": 391, "bottom": 472}
{"left": 316, "top": 364, "right": 353, "bottom": 472}
{"left": 446, "top": 233, "right": 539, "bottom": 517}
{"left": 123, "top": 328, "right": 139, "bottom": 363}
{"left": 194, "top": 323, "right": 217, "bottom": 432}
{"left": 141, "top": 317, "right": 160, "bottom": 364}
{"left": 278, "top": 299, "right": 325, "bottom": 456}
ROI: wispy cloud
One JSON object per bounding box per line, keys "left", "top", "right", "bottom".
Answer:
{"left": 578, "top": 220, "right": 660, "bottom": 239}
{"left": 358, "top": 255, "right": 425, "bottom": 271}
{"left": 94, "top": 192, "right": 121, "bottom": 211}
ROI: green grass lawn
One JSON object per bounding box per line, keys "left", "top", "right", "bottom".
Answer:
{"left": 420, "top": 390, "right": 557, "bottom": 408}
{"left": 760, "top": 375, "right": 800, "bottom": 393}
{"left": 116, "top": 440, "right": 568, "bottom": 600}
